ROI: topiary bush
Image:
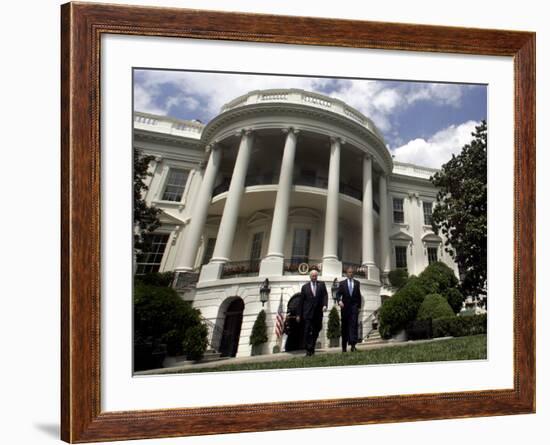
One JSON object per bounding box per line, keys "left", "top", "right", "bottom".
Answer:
{"left": 388, "top": 268, "right": 409, "bottom": 289}
{"left": 416, "top": 261, "right": 459, "bottom": 294}
{"left": 327, "top": 306, "right": 341, "bottom": 340}
{"left": 378, "top": 262, "right": 462, "bottom": 340}
{"left": 182, "top": 324, "right": 208, "bottom": 361}
{"left": 250, "top": 310, "right": 268, "bottom": 347}
{"left": 133, "top": 283, "right": 207, "bottom": 365}
{"left": 416, "top": 294, "right": 456, "bottom": 321}
{"left": 444, "top": 287, "right": 465, "bottom": 314}
{"left": 432, "top": 314, "right": 487, "bottom": 338}
{"left": 378, "top": 276, "right": 426, "bottom": 338}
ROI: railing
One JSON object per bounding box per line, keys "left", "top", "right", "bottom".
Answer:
{"left": 283, "top": 258, "right": 323, "bottom": 275}
{"left": 341, "top": 262, "right": 368, "bottom": 279}
{"left": 294, "top": 176, "right": 329, "bottom": 189}
{"left": 200, "top": 316, "right": 227, "bottom": 352}
{"left": 218, "top": 89, "right": 385, "bottom": 142}
{"left": 213, "top": 174, "right": 276, "bottom": 197}
{"left": 339, "top": 182, "right": 362, "bottom": 201}
{"left": 220, "top": 260, "right": 261, "bottom": 278}
{"left": 212, "top": 174, "right": 377, "bottom": 208}
{"left": 134, "top": 112, "right": 204, "bottom": 136}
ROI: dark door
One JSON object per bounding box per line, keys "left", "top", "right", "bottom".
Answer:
{"left": 219, "top": 299, "right": 244, "bottom": 357}
{"left": 284, "top": 293, "right": 306, "bottom": 352}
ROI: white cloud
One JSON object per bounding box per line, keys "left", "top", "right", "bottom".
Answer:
{"left": 405, "top": 83, "right": 464, "bottom": 107}
{"left": 134, "top": 70, "right": 472, "bottom": 142}
{"left": 391, "top": 120, "right": 479, "bottom": 168}
{"left": 133, "top": 84, "right": 166, "bottom": 115}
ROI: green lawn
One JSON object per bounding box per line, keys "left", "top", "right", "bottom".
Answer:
{"left": 178, "top": 335, "right": 487, "bottom": 374}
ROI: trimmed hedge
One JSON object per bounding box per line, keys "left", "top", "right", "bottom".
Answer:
{"left": 378, "top": 262, "right": 460, "bottom": 339}
{"left": 416, "top": 294, "right": 455, "bottom": 321}
{"left": 416, "top": 261, "right": 459, "bottom": 294}
{"left": 327, "top": 306, "right": 341, "bottom": 340}
{"left": 135, "top": 271, "right": 175, "bottom": 287}
{"left": 134, "top": 283, "right": 207, "bottom": 365}
{"left": 432, "top": 314, "right": 487, "bottom": 338}
{"left": 378, "top": 277, "right": 426, "bottom": 338}
{"left": 250, "top": 310, "right": 268, "bottom": 347}
{"left": 388, "top": 268, "right": 409, "bottom": 289}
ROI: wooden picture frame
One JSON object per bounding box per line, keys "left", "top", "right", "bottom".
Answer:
{"left": 61, "top": 2, "right": 535, "bottom": 442}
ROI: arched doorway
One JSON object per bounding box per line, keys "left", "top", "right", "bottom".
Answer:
{"left": 218, "top": 298, "right": 244, "bottom": 357}
{"left": 284, "top": 293, "right": 306, "bottom": 352}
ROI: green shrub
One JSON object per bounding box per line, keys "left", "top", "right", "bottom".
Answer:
{"left": 327, "top": 306, "right": 341, "bottom": 340}
{"left": 388, "top": 268, "right": 409, "bottom": 289}
{"left": 378, "top": 277, "right": 426, "bottom": 338}
{"left": 182, "top": 324, "right": 208, "bottom": 361}
{"left": 416, "top": 261, "right": 459, "bottom": 294}
{"left": 432, "top": 314, "right": 487, "bottom": 338}
{"left": 133, "top": 283, "right": 206, "bottom": 360}
{"left": 135, "top": 271, "right": 175, "bottom": 287}
{"left": 416, "top": 294, "right": 455, "bottom": 321}
{"left": 444, "top": 287, "right": 465, "bottom": 314}
{"left": 250, "top": 310, "right": 268, "bottom": 346}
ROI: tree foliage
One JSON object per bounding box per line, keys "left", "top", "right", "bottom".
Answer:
{"left": 134, "top": 148, "right": 162, "bottom": 256}
{"left": 133, "top": 283, "right": 207, "bottom": 358}
{"left": 430, "top": 121, "right": 487, "bottom": 297}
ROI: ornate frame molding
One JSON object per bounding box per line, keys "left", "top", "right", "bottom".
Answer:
{"left": 61, "top": 2, "right": 535, "bottom": 442}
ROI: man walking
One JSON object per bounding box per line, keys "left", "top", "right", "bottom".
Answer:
{"left": 338, "top": 267, "right": 362, "bottom": 352}
{"left": 297, "top": 269, "right": 328, "bottom": 356}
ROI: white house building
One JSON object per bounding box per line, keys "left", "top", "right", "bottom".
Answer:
{"left": 134, "top": 88, "right": 458, "bottom": 358}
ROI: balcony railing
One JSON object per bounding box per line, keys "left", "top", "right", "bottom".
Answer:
{"left": 219, "top": 89, "right": 386, "bottom": 142}
{"left": 283, "top": 258, "right": 323, "bottom": 275}
{"left": 220, "top": 260, "right": 261, "bottom": 278}
{"left": 212, "top": 173, "right": 372, "bottom": 205}
{"left": 341, "top": 262, "right": 368, "bottom": 279}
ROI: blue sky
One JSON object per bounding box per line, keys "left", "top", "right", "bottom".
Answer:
{"left": 134, "top": 69, "right": 486, "bottom": 168}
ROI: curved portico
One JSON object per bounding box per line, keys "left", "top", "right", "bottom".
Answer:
{"left": 174, "top": 88, "right": 393, "bottom": 284}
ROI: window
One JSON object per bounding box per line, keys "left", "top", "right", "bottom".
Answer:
{"left": 428, "top": 246, "right": 438, "bottom": 264}
{"left": 393, "top": 197, "right": 405, "bottom": 223}
{"left": 249, "top": 232, "right": 264, "bottom": 261}
{"left": 136, "top": 233, "right": 170, "bottom": 274}
{"left": 291, "top": 228, "right": 311, "bottom": 263}
{"left": 423, "top": 201, "right": 433, "bottom": 225}
{"left": 202, "top": 237, "right": 216, "bottom": 265}
{"left": 395, "top": 245, "right": 408, "bottom": 269}
{"left": 161, "top": 168, "right": 189, "bottom": 202}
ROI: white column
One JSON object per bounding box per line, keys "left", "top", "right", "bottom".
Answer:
{"left": 200, "top": 129, "right": 254, "bottom": 282}
{"left": 379, "top": 174, "right": 391, "bottom": 280}
{"left": 175, "top": 145, "right": 221, "bottom": 272}
{"left": 322, "top": 136, "right": 343, "bottom": 278}
{"left": 260, "top": 128, "right": 298, "bottom": 276}
{"left": 362, "top": 154, "right": 379, "bottom": 282}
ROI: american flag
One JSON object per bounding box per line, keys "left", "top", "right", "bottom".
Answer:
{"left": 275, "top": 296, "right": 285, "bottom": 338}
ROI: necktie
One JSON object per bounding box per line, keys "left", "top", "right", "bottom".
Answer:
{"left": 312, "top": 282, "right": 316, "bottom": 295}
{"left": 348, "top": 279, "right": 352, "bottom": 294}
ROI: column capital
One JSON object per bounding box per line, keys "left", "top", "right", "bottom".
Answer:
{"left": 282, "top": 126, "right": 300, "bottom": 135}
{"left": 363, "top": 152, "right": 373, "bottom": 160}
{"left": 236, "top": 128, "right": 254, "bottom": 137}
{"left": 329, "top": 135, "right": 345, "bottom": 145}
{"left": 205, "top": 142, "right": 219, "bottom": 154}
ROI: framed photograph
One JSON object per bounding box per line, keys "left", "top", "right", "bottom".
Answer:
{"left": 61, "top": 2, "right": 535, "bottom": 443}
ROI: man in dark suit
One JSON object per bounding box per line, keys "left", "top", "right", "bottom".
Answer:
{"left": 297, "top": 269, "right": 328, "bottom": 356}
{"left": 337, "top": 267, "right": 362, "bottom": 352}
